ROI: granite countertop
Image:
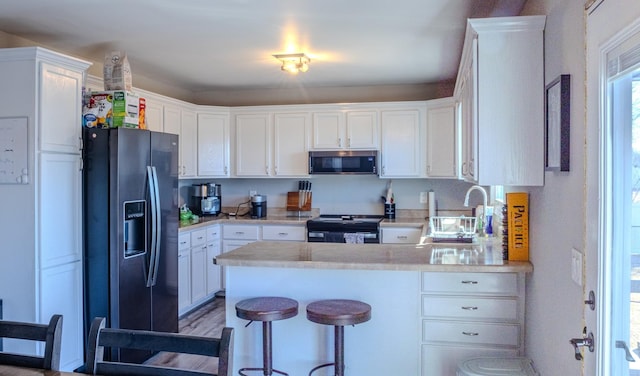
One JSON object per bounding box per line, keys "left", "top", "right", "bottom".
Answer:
{"left": 214, "top": 240, "right": 533, "bottom": 273}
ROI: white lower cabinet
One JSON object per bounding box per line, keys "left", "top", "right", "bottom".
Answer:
{"left": 420, "top": 272, "right": 525, "bottom": 375}
{"left": 39, "top": 261, "right": 83, "bottom": 371}
{"left": 262, "top": 225, "right": 306, "bottom": 241}
{"left": 206, "top": 225, "right": 222, "bottom": 295}
{"left": 421, "top": 344, "right": 517, "bottom": 376}
{"left": 190, "top": 229, "right": 208, "bottom": 306}
{"left": 177, "top": 233, "right": 191, "bottom": 314}
{"left": 381, "top": 226, "right": 423, "bottom": 244}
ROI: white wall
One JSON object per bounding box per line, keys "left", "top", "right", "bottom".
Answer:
{"left": 520, "top": 0, "right": 586, "bottom": 374}
{"left": 179, "top": 177, "right": 480, "bottom": 216}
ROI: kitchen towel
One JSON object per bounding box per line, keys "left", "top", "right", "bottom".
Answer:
{"left": 344, "top": 233, "right": 364, "bottom": 244}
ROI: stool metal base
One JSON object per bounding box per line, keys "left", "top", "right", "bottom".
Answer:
{"left": 309, "top": 325, "right": 345, "bottom": 376}
{"left": 239, "top": 367, "right": 288, "bottom": 376}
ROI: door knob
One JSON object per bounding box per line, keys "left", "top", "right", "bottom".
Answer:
{"left": 570, "top": 327, "right": 594, "bottom": 360}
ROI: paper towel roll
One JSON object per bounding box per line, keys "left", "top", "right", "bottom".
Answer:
{"left": 428, "top": 191, "right": 436, "bottom": 218}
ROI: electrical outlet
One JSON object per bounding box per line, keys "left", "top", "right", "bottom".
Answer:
{"left": 249, "top": 190, "right": 257, "bottom": 198}
{"left": 419, "top": 191, "right": 428, "bottom": 204}
{"left": 571, "top": 248, "right": 583, "bottom": 286}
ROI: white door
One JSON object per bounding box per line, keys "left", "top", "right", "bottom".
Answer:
{"left": 586, "top": 3, "right": 640, "bottom": 375}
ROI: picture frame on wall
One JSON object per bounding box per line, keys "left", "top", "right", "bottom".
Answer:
{"left": 545, "top": 74, "right": 571, "bottom": 172}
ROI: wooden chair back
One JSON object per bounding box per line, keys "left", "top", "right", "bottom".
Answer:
{"left": 86, "top": 317, "right": 233, "bottom": 376}
{"left": 0, "top": 314, "right": 63, "bottom": 370}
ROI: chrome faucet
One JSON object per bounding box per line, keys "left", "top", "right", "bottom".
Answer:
{"left": 463, "top": 185, "right": 488, "bottom": 234}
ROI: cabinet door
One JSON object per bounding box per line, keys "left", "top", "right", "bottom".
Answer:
{"left": 178, "top": 248, "right": 191, "bottom": 313}
{"left": 40, "top": 153, "right": 82, "bottom": 268}
{"left": 40, "top": 261, "right": 84, "bottom": 371}
{"left": 312, "top": 111, "right": 344, "bottom": 149}
{"left": 235, "top": 113, "right": 271, "bottom": 176}
{"left": 190, "top": 244, "right": 208, "bottom": 304}
{"left": 39, "top": 62, "right": 83, "bottom": 153}
{"left": 163, "top": 105, "right": 181, "bottom": 135}
{"left": 346, "top": 110, "right": 378, "bottom": 149}
{"left": 273, "top": 113, "right": 309, "bottom": 176}
{"left": 380, "top": 110, "right": 421, "bottom": 177}
{"left": 198, "top": 112, "right": 230, "bottom": 177}
{"left": 180, "top": 109, "right": 198, "bottom": 178}
{"left": 145, "top": 97, "right": 164, "bottom": 133}
{"left": 206, "top": 238, "right": 221, "bottom": 295}
{"left": 426, "top": 100, "right": 457, "bottom": 178}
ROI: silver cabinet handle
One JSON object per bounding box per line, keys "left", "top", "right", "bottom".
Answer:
{"left": 461, "top": 280, "right": 478, "bottom": 284}
{"left": 397, "top": 235, "right": 408, "bottom": 239}
{"left": 278, "top": 232, "right": 289, "bottom": 236}
{"left": 461, "top": 306, "right": 478, "bottom": 311}
{"left": 235, "top": 231, "right": 245, "bottom": 235}
{"left": 462, "top": 331, "right": 479, "bottom": 336}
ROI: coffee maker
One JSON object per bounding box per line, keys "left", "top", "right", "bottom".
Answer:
{"left": 250, "top": 194, "right": 267, "bottom": 219}
{"left": 190, "top": 183, "right": 221, "bottom": 216}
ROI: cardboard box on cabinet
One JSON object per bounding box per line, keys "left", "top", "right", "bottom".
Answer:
{"left": 83, "top": 90, "right": 139, "bottom": 128}
{"left": 506, "top": 192, "right": 529, "bottom": 261}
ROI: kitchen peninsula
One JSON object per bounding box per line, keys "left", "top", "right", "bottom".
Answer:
{"left": 216, "top": 241, "right": 532, "bottom": 375}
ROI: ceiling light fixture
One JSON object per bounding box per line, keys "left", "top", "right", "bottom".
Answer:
{"left": 272, "top": 53, "right": 310, "bottom": 74}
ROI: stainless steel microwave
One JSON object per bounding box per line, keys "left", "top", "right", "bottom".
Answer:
{"left": 308, "top": 150, "right": 378, "bottom": 175}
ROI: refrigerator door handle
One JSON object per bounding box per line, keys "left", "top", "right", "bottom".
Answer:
{"left": 150, "top": 166, "right": 162, "bottom": 286}
{"left": 146, "top": 166, "right": 158, "bottom": 288}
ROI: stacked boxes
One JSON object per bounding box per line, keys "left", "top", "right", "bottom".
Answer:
{"left": 83, "top": 90, "right": 139, "bottom": 128}
{"left": 506, "top": 192, "right": 529, "bottom": 261}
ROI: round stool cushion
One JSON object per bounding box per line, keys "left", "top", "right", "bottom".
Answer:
{"left": 306, "top": 299, "right": 371, "bottom": 326}
{"left": 457, "top": 357, "right": 539, "bottom": 376}
{"left": 236, "top": 297, "right": 299, "bottom": 322}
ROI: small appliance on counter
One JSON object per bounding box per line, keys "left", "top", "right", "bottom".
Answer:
{"left": 190, "top": 183, "right": 221, "bottom": 216}
{"left": 250, "top": 194, "right": 267, "bottom": 218}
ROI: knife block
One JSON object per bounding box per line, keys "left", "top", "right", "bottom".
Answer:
{"left": 286, "top": 191, "right": 312, "bottom": 211}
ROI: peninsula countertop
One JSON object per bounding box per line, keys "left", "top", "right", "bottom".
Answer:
{"left": 214, "top": 240, "right": 533, "bottom": 273}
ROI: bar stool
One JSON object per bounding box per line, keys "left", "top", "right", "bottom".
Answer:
{"left": 236, "top": 297, "right": 298, "bottom": 376}
{"left": 306, "top": 299, "right": 371, "bottom": 376}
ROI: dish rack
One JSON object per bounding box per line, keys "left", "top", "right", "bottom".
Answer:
{"left": 429, "top": 216, "right": 477, "bottom": 243}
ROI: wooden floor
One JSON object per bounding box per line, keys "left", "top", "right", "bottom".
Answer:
{"left": 146, "top": 297, "right": 226, "bottom": 373}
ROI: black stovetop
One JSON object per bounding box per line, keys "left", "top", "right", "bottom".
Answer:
{"left": 306, "top": 214, "right": 383, "bottom": 232}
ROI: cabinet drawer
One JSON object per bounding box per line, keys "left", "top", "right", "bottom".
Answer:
{"left": 422, "top": 296, "right": 518, "bottom": 321}
{"left": 207, "top": 225, "right": 221, "bottom": 240}
{"left": 178, "top": 233, "right": 191, "bottom": 251}
{"left": 190, "top": 229, "right": 207, "bottom": 246}
{"left": 381, "top": 227, "right": 423, "bottom": 244}
{"left": 262, "top": 225, "right": 306, "bottom": 241}
{"left": 223, "top": 225, "right": 260, "bottom": 240}
{"left": 423, "top": 320, "right": 519, "bottom": 347}
{"left": 422, "top": 272, "right": 518, "bottom": 295}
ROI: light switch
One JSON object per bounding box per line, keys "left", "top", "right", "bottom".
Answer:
{"left": 571, "top": 248, "right": 583, "bottom": 286}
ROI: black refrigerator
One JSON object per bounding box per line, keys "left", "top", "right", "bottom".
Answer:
{"left": 82, "top": 127, "right": 179, "bottom": 363}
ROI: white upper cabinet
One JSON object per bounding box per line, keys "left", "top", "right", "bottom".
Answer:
{"left": 380, "top": 109, "right": 422, "bottom": 178}
{"left": 454, "top": 15, "right": 546, "bottom": 186}
{"left": 234, "top": 112, "right": 271, "bottom": 177}
{"left": 197, "top": 111, "right": 230, "bottom": 177}
{"left": 143, "top": 96, "right": 164, "bottom": 132}
{"left": 180, "top": 108, "right": 198, "bottom": 178}
{"left": 233, "top": 110, "right": 310, "bottom": 177}
{"left": 311, "top": 110, "right": 378, "bottom": 149}
{"left": 425, "top": 98, "right": 457, "bottom": 178}
{"left": 273, "top": 112, "right": 310, "bottom": 177}
{"left": 40, "top": 62, "right": 84, "bottom": 153}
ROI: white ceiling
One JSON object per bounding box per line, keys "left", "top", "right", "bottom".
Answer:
{"left": 0, "top": 0, "right": 526, "bottom": 104}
